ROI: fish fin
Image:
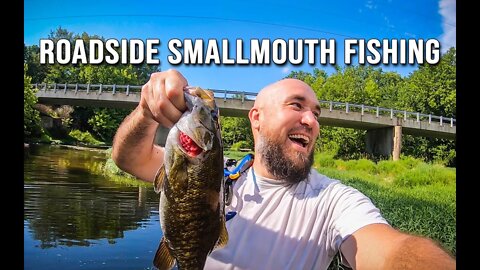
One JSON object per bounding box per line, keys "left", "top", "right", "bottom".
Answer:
{"left": 201, "top": 89, "right": 215, "bottom": 101}
{"left": 187, "top": 87, "right": 216, "bottom": 109}
{"left": 153, "top": 237, "right": 176, "bottom": 270}
{"left": 187, "top": 86, "right": 214, "bottom": 100}
{"left": 213, "top": 217, "right": 229, "bottom": 251}
{"left": 154, "top": 165, "right": 166, "bottom": 194}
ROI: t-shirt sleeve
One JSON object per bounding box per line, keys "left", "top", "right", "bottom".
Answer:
{"left": 325, "top": 182, "right": 389, "bottom": 259}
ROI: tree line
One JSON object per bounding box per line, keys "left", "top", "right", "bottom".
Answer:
{"left": 24, "top": 27, "right": 456, "bottom": 166}
{"left": 24, "top": 27, "right": 159, "bottom": 144}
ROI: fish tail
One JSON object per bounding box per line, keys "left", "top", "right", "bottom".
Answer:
{"left": 153, "top": 237, "right": 176, "bottom": 270}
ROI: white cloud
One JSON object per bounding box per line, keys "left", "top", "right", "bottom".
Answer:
{"left": 281, "top": 67, "right": 290, "bottom": 74}
{"left": 439, "top": 0, "right": 456, "bottom": 52}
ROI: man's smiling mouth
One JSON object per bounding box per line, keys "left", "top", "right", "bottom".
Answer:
{"left": 288, "top": 134, "right": 310, "bottom": 148}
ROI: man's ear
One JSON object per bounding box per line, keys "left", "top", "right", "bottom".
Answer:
{"left": 248, "top": 107, "right": 260, "bottom": 130}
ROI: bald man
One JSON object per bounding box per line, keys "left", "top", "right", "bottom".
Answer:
{"left": 112, "top": 70, "right": 455, "bottom": 270}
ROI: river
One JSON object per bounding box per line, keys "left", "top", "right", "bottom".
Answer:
{"left": 24, "top": 144, "right": 162, "bottom": 270}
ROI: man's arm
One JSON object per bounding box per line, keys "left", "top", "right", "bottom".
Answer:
{"left": 111, "top": 69, "right": 187, "bottom": 182}
{"left": 341, "top": 223, "right": 455, "bottom": 270}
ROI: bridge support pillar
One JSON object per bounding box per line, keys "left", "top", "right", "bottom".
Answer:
{"left": 392, "top": 125, "right": 402, "bottom": 161}
{"left": 366, "top": 125, "right": 402, "bottom": 160}
{"left": 154, "top": 126, "right": 170, "bottom": 147}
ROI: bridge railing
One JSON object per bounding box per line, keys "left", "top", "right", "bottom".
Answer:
{"left": 33, "top": 83, "right": 143, "bottom": 96}
{"left": 32, "top": 83, "right": 456, "bottom": 127}
{"left": 32, "top": 83, "right": 259, "bottom": 103}
{"left": 320, "top": 101, "right": 456, "bottom": 127}
{"left": 208, "top": 88, "right": 258, "bottom": 103}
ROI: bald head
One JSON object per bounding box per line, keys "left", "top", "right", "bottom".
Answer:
{"left": 254, "top": 78, "right": 314, "bottom": 109}
{"left": 249, "top": 78, "right": 320, "bottom": 182}
{"left": 249, "top": 77, "right": 320, "bottom": 136}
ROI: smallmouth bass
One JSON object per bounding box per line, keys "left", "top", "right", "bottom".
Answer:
{"left": 153, "top": 87, "right": 228, "bottom": 270}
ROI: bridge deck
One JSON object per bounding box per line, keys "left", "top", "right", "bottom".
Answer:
{"left": 33, "top": 83, "right": 456, "bottom": 140}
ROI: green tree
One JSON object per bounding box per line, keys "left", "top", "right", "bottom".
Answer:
{"left": 397, "top": 47, "right": 456, "bottom": 166}
{"left": 220, "top": 116, "right": 253, "bottom": 149}
{"left": 318, "top": 65, "right": 402, "bottom": 107}
{"left": 397, "top": 47, "right": 456, "bottom": 117}
{"left": 88, "top": 108, "right": 131, "bottom": 143}
{"left": 24, "top": 26, "right": 160, "bottom": 143}
{"left": 317, "top": 127, "right": 366, "bottom": 159}
{"left": 24, "top": 44, "right": 49, "bottom": 83}
{"left": 24, "top": 64, "right": 43, "bottom": 138}
{"left": 41, "top": 27, "right": 159, "bottom": 85}
{"left": 286, "top": 68, "right": 328, "bottom": 93}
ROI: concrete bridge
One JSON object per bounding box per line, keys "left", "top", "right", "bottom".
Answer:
{"left": 32, "top": 83, "right": 456, "bottom": 159}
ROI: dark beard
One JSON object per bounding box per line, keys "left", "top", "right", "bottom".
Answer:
{"left": 257, "top": 135, "right": 314, "bottom": 184}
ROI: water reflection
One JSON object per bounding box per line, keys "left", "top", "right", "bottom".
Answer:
{"left": 24, "top": 144, "right": 161, "bottom": 269}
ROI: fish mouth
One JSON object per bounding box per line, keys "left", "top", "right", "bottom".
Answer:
{"left": 179, "top": 131, "right": 203, "bottom": 157}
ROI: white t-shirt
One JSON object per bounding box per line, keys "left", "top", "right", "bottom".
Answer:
{"left": 205, "top": 168, "right": 388, "bottom": 270}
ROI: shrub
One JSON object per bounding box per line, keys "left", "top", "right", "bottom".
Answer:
{"left": 354, "top": 159, "right": 378, "bottom": 174}
{"left": 69, "top": 129, "right": 105, "bottom": 146}
{"left": 230, "top": 140, "right": 250, "bottom": 151}
{"left": 399, "top": 156, "right": 422, "bottom": 169}
{"left": 342, "top": 159, "right": 377, "bottom": 174}
{"left": 377, "top": 160, "right": 408, "bottom": 175}
{"left": 314, "top": 153, "right": 336, "bottom": 168}
{"left": 393, "top": 164, "right": 456, "bottom": 187}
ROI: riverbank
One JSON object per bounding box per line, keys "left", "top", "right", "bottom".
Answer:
{"left": 26, "top": 141, "right": 111, "bottom": 150}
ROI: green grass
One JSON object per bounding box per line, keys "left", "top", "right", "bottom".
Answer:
{"left": 314, "top": 152, "right": 456, "bottom": 260}
{"left": 85, "top": 148, "right": 150, "bottom": 188}
{"left": 393, "top": 164, "right": 456, "bottom": 187}
{"left": 223, "top": 149, "right": 254, "bottom": 161}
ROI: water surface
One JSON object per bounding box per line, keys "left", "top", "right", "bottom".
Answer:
{"left": 24, "top": 144, "right": 161, "bottom": 270}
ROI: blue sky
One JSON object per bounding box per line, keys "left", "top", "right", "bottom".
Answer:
{"left": 24, "top": 0, "right": 456, "bottom": 93}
